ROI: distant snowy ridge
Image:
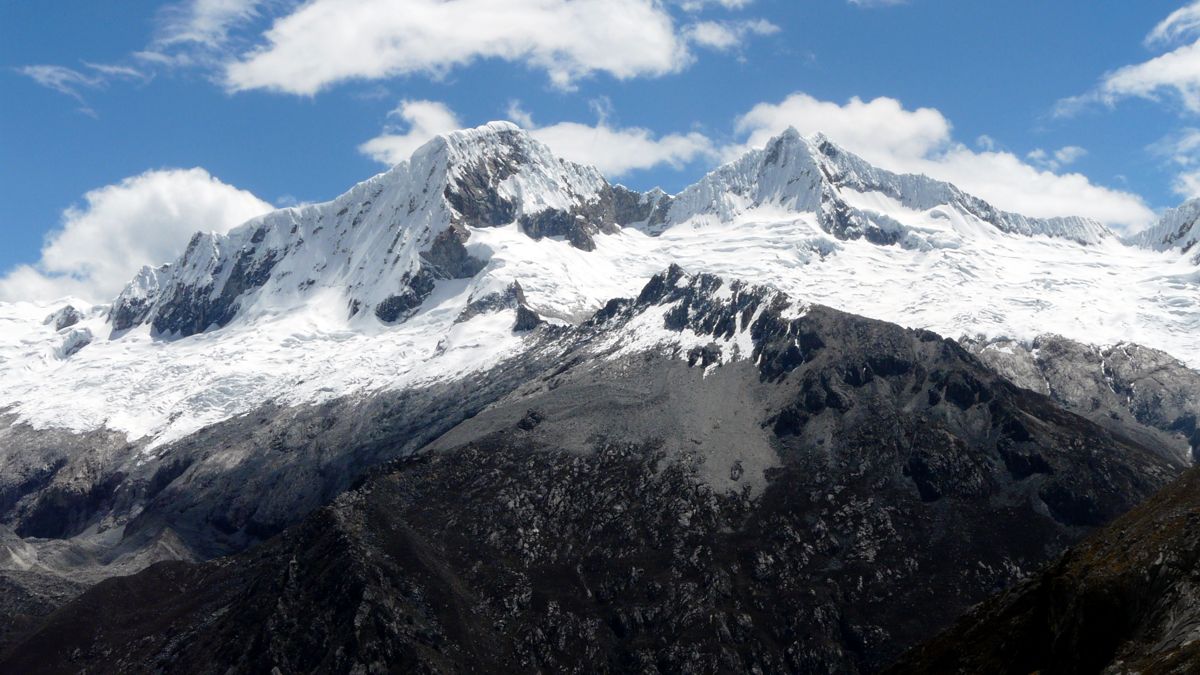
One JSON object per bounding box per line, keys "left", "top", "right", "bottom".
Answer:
{"left": 1, "top": 122, "right": 1198, "bottom": 447}
{"left": 1132, "top": 198, "right": 1200, "bottom": 257}
{"left": 105, "top": 123, "right": 1120, "bottom": 339}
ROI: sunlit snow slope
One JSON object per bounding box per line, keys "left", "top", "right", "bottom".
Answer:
{"left": 1, "top": 123, "right": 1197, "bottom": 447}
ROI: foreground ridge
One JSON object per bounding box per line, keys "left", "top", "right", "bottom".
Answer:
{"left": 888, "top": 466, "right": 1200, "bottom": 673}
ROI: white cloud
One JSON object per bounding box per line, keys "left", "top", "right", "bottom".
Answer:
{"left": 360, "top": 99, "right": 717, "bottom": 177}
{"left": 847, "top": 0, "right": 908, "bottom": 7}
{"left": 1173, "top": 170, "right": 1200, "bottom": 198}
{"left": 1094, "top": 41, "right": 1200, "bottom": 113}
{"left": 17, "top": 63, "right": 149, "bottom": 114}
{"left": 734, "top": 94, "right": 952, "bottom": 166}
{"left": 1026, "top": 145, "right": 1087, "bottom": 171}
{"left": 1059, "top": 3, "right": 1200, "bottom": 115}
{"left": 733, "top": 93, "right": 1154, "bottom": 232}
{"left": 224, "top": 0, "right": 693, "bottom": 94}
{"left": 685, "top": 19, "right": 779, "bottom": 51}
{"left": 222, "top": 0, "right": 773, "bottom": 95}
{"left": 1147, "top": 1, "right": 1200, "bottom": 48}
{"left": 22, "top": 0, "right": 255, "bottom": 105}
{"left": 504, "top": 99, "right": 719, "bottom": 176}
{"left": 0, "top": 169, "right": 272, "bottom": 303}
{"left": 17, "top": 65, "right": 103, "bottom": 103}
{"left": 676, "top": 0, "right": 752, "bottom": 11}
{"left": 505, "top": 100, "right": 536, "bottom": 130}
{"left": 357, "top": 100, "right": 464, "bottom": 166}
{"left": 137, "top": 0, "right": 266, "bottom": 67}
{"left": 528, "top": 122, "right": 716, "bottom": 177}
{"left": 155, "top": 0, "right": 264, "bottom": 48}
{"left": 1149, "top": 127, "right": 1200, "bottom": 198}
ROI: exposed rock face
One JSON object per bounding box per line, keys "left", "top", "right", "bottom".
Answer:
{"left": 612, "top": 184, "right": 672, "bottom": 230}
{"left": 108, "top": 264, "right": 167, "bottom": 331}
{"left": 1, "top": 270, "right": 1183, "bottom": 674}
{"left": 512, "top": 303, "right": 544, "bottom": 331}
{"left": 888, "top": 466, "right": 1200, "bottom": 675}
{"left": 967, "top": 335, "right": 1200, "bottom": 465}
{"left": 42, "top": 305, "right": 82, "bottom": 331}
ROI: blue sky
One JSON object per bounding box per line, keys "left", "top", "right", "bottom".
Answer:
{"left": 3, "top": 0, "right": 1200, "bottom": 301}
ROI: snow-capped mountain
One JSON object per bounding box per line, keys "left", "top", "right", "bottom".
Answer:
{"left": 5, "top": 126, "right": 1200, "bottom": 670}
{"left": 662, "top": 129, "right": 1113, "bottom": 245}
{"left": 1132, "top": 197, "right": 1200, "bottom": 257}
{"left": 107, "top": 122, "right": 633, "bottom": 338}
{"left": 2, "top": 122, "right": 1198, "bottom": 449}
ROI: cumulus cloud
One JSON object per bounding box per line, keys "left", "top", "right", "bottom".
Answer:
{"left": 224, "top": 0, "right": 690, "bottom": 94}
{"left": 733, "top": 94, "right": 952, "bottom": 166}
{"left": 357, "top": 100, "right": 464, "bottom": 166}
{"left": 733, "top": 93, "right": 1154, "bottom": 231}
{"left": 222, "top": 0, "right": 774, "bottom": 95}
{"left": 28, "top": 0, "right": 775, "bottom": 107}
{"left": 525, "top": 121, "right": 716, "bottom": 177}
{"left": 0, "top": 169, "right": 272, "bottom": 303}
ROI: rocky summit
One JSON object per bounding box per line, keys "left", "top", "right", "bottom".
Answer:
{"left": 1, "top": 123, "right": 1200, "bottom": 673}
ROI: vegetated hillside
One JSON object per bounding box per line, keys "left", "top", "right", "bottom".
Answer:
{"left": 887, "top": 466, "right": 1200, "bottom": 674}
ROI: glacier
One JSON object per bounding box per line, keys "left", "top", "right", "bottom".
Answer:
{"left": 1, "top": 122, "right": 1197, "bottom": 448}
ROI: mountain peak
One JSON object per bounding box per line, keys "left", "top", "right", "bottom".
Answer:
{"left": 104, "top": 122, "right": 636, "bottom": 338}
{"left": 662, "top": 127, "right": 1113, "bottom": 246}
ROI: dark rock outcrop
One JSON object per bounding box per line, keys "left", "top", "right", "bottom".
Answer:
{"left": 512, "top": 304, "right": 544, "bottom": 332}
{"left": 42, "top": 306, "right": 82, "bottom": 331}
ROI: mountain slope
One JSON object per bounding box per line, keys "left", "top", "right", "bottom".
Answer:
{"left": 967, "top": 335, "right": 1200, "bottom": 466}
{"left": 0, "top": 269, "right": 1184, "bottom": 674}
{"left": 887, "top": 466, "right": 1200, "bottom": 674}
